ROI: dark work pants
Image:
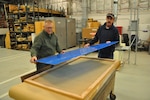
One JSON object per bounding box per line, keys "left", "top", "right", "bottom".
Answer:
{"left": 36, "top": 62, "right": 53, "bottom": 72}
{"left": 98, "top": 52, "right": 114, "bottom": 59}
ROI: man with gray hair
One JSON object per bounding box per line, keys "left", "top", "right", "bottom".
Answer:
{"left": 30, "top": 20, "right": 64, "bottom": 71}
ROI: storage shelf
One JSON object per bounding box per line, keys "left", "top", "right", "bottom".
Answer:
{"left": 10, "top": 31, "right": 34, "bottom": 33}
{"left": 6, "top": 3, "right": 66, "bottom": 50}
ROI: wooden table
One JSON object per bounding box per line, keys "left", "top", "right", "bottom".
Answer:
{"left": 9, "top": 57, "right": 120, "bottom": 100}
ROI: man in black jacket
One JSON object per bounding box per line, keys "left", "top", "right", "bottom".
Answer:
{"left": 84, "top": 13, "right": 119, "bottom": 59}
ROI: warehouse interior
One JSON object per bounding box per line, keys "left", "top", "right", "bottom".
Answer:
{"left": 0, "top": 0, "right": 150, "bottom": 100}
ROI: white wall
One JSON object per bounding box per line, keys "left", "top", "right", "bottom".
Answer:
{"left": 36, "top": 0, "right": 150, "bottom": 40}
{"left": 72, "top": 12, "right": 150, "bottom": 41}
{"left": 71, "top": 0, "right": 150, "bottom": 41}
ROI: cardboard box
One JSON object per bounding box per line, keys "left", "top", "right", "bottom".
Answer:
{"left": 82, "top": 28, "right": 98, "bottom": 39}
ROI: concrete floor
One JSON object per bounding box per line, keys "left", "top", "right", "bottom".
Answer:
{"left": 0, "top": 47, "right": 150, "bottom": 100}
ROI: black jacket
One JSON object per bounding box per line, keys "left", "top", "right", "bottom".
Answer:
{"left": 89, "top": 23, "right": 119, "bottom": 55}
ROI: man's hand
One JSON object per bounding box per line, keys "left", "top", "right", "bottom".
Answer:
{"left": 30, "top": 56, "right": 37, "bottom": 64}
{"left": 106, "top": 41, "right": 111, "bottom": 43}
{"left": 61, "top": 50, "right": 65, "bottom": 54}
{"left": 84, "top": 43, "right": 90, "bottom": 48}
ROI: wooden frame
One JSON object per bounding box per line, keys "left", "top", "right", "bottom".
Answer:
{"left": 24, "top": 57, "right": 120, "bottom": 100}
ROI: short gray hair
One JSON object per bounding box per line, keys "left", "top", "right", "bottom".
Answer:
{"left": 44, "top": 20, "right": 53, "bottom": 25}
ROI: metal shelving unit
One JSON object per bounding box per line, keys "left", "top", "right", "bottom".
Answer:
{"left": 5, "top": 1, "right": 66, "bottom": 50}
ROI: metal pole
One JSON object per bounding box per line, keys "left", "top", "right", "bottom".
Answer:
{"left": 136, "top": 6, "right": 139, "bottom": 64}
{"left": 128, "top": 2, "right": 133, "bottom": 64}
{"left": 134, "top": 0, "right": 137, "bottom": 65}
{"left": 82, "top": 0, "right": 88, "bottom": 28}
{"left": 113, "top": 0, "right": 118, "bottom": 24}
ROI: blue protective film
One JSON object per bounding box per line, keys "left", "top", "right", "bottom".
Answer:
{"left": 37, "top": 41, "right": 118, "bottom": 65}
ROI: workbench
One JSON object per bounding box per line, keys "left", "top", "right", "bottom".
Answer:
{"left": 9, "top": 57, "right": 120, "bottom": 100}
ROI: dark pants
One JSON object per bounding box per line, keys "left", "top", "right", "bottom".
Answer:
{"left": 98, "top": 51, "right": 114, "bottom": 59}
{"left": 36, "top": 62, "right": 53, "bottom": 72}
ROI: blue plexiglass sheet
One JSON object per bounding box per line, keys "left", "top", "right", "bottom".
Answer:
{"left": 37, "top": 41, "right": 118, "bottom": 65}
